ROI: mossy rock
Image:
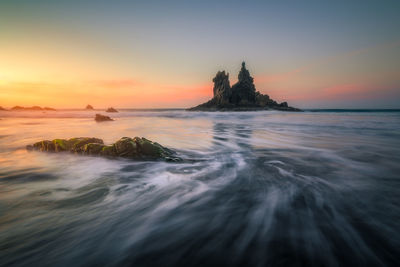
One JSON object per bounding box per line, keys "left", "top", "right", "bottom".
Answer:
{"left": 68, "top": 137, "right": 104, "bottom": 153}
{"left": 31, "top": 140, "right": 55, "bottom": 152}
{"left": 27, "top": 136, "right": 180, "bottom": 161}
{"left": 133, "top": 137, "right": 171, "bottom": 158}
{"left": 53, "top": 139, "right": 68, "bottom": 151}
{"left": 32, "top": 141, "right": 45, "bottom": 150}
{"left": 114, "top": 137, "right": 138, "bottom": 157}
{"left": 100, "top": 145, "right": 117, "bottom": 156}
{"left": 83, "top": 143, "right": 105, "bottom": 155}
{"left": 140, "top": 139, "right": 164, "bottom": 157}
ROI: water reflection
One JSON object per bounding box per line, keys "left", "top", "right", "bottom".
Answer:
{"left": 212, "top": 119, "right": 254, "bottom": 151}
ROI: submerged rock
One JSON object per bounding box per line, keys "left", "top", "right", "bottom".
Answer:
{"left": 27, "top": 137, "right": 180, "bottom": 161}
{"left": 95, "top": 114, "right": 114, "bottom": 122}
{"left": 189, "top": 62, "right": 300, "bottom": 111}
{"left": 106, "top": 107, "right": 118, "bottom": 113}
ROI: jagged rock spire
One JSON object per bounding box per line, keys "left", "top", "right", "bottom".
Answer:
{"left": 238, "top": 61, "right": 254, "bottom": 85}
{"left": 212, "top": 71, "right": 231, "bottom": 104}
{"left": 232, "top": 61, "right": 256, "bottom": 104}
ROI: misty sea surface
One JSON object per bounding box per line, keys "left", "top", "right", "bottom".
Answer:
{"left": 0, "top": 109, "right": 399, "bottom": 267}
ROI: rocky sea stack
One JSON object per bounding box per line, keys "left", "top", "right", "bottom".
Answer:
{"left": 189, "top": 62, "right": 300, "bottom": 111}
{"left": 27, "top": 137, "right": 180, "bottom": 161}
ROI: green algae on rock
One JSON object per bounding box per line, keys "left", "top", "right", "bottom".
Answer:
{"left": 83, "top": 143, "right": 105, "bottom": 155}
{"left": 27, "top": 137, "right": 180, "bottom": 161}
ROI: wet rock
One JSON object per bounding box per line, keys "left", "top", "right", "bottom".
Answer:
{"left": 106, "top": 107, "right": 118, "bottom": 113}
{"left": 134, "top": 137, "right": 165, "bottom": 157}
{"left": 29, "top": 140, "right": 55, "bottom": 152}
{"left": 99, "top": 145, "right": 117, "bottom": 157}
{"left": 27, "top": 138, "right": 103, "bottom": 153}
{"left": 84, "top": 143, "right": 106, "bottom": 155}
{"left": 114, "top": 137, "right": 138, "bottom": 157}
{"left": 69, "top": 137, "right": 104, "bottom": 153}
{"left": 95, "top": 114, "right": 114, "bottom": 122}
{"left": 53, "top": 139, "right": 68, "bottom": 152}
{"left": 86, "top": 104, "right": 94, "bottom": 110}
{"left": 27, "top": 137, "right": 180, "bottom": 161}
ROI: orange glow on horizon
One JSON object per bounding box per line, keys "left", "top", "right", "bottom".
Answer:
{"left": 1, "top": 39, "right": 399, "bottom": 109}
{"left": 0, "top": 79, "right": 213, "bottom": 109}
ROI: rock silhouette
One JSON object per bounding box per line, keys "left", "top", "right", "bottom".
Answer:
{"left": 95, "top": 114, "right": 114, "bottom": 122}
{"left": 85, "top": 104, "right": 94, "bottom": 110}
{"left": 10, "top": 106, "right": 56, "bottom": 111}
{"left": 106, "top": 107, "right": 118, "bottom": 113}
{"left": 213, "top": 71, "right": 231, "bottom": 105}
{"left": 189, "top": 62, "right": 300, "bottom": 111}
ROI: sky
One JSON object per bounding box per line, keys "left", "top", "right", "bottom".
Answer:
{"left": 0, "top": 0, "right": 399, "bottom": 109}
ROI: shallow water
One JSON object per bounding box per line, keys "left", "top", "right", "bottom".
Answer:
{"left": 0, "top": 110, "right": 399, "bottom": 266}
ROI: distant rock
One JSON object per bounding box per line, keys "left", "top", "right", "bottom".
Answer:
{"left": 106, "top": 107, "right": 118, "bottom": 113}
{"left": 27, "top": 137, "right": 180, "bottom": 161}
{"left": 188, "top": 62, "right": 300, "bottom": 111}
{"left": 0, "top": 106, "right": 8, "bottom": 111}
{"left": 95, "top": 113, "right": 114, "bottom": 122}
{"left": 86, "top": 104, "right": 94, "bottom": 110}
{"left": 12, "top": 106, "right": 40, "bottom": 111}
{"left": 11, "top": 106, "right": 56, "bottom": 111}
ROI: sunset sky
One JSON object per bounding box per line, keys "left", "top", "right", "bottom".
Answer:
{"left": 1, "top": 0, "right": 399, "bottom": 109}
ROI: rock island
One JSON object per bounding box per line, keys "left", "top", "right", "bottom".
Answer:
{"left": 189, "top": 62, "right": 300, "bottom": 111}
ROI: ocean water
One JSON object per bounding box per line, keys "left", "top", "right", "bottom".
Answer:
{"left": 0, "top": 109, "right": 399, "bottom": 267}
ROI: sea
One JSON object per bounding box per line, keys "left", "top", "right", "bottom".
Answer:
{"left": 0, "top": 109, "right": 399, "bottom": 266}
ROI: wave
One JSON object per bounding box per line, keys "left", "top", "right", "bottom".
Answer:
{"left": 0, "top": 111, "right": 399, "bottom": 266}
